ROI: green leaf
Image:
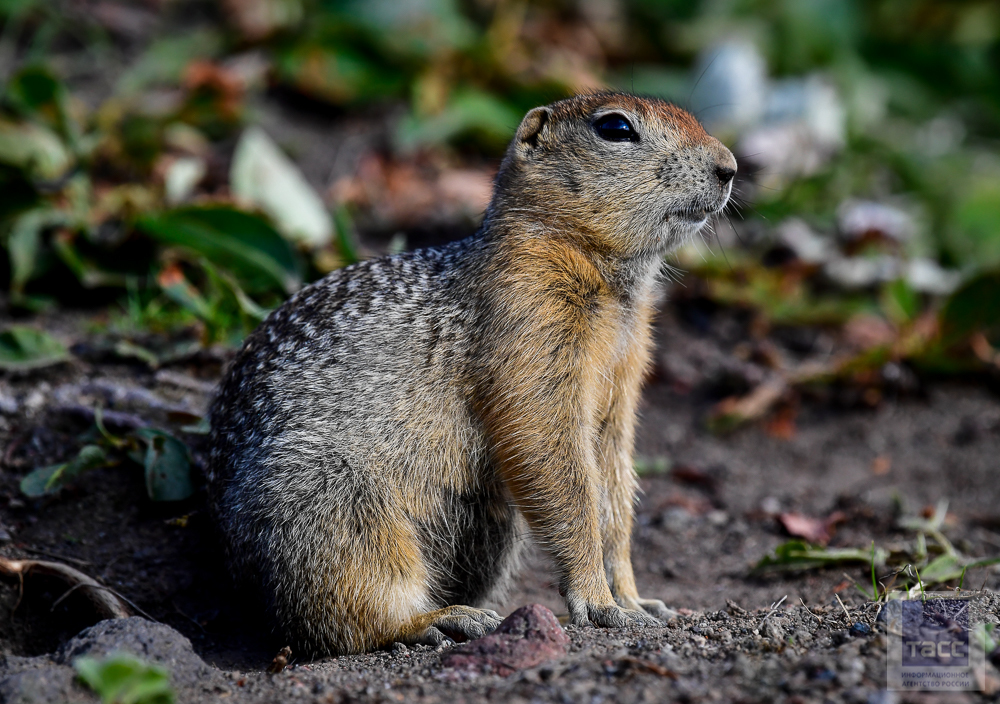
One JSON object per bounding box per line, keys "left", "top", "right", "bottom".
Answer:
{"left": 274, "top": 43, "right": 405, "bottom": 105}
{"left": 752, "top": 540, "right": 887, "bottom": 574}
{"left": 116, "top": 30, "right": 223, "bottom": 95}
{"left": 897, "top": 499, "right": 950, "bottom": 533}
{"left": 965, "top": 556, "right": 1000, "bottom": 570}
{"left": 0, "top": 118, "right": 72, "bottom": 180}
{"left": 8, "top": 211, "right": 41, "bottom": 294}
{"left": 52, "top": 231, "right": 130, "bottom": 289}
{"left": 137, "top": 206, "right": 302, "bottom": 295}
{"left": 0, "top": 326, "right": 70, "bottom": 371}
{"left": 74, "top": 653, "right": 174, "bottom": 704}
{"left": 397, "top": 88, "right": 522, "bottom": 152}
{"left": 230, "top": 126, "right": 332, "bottom": 248}
{"left": 19, "top": 464, "right": 60, "bottom": 498}
{"left": 6, "top": 208, "right": 71, "bottom": 294}
{"left": 113, "top": 341, "right": 161, "bottom": 369}
{"left": 633, "top": 455, "right": 671, "bottom": 476}
{"left": 4, "top": 65, "right": 79, "bottom": 148}
{"left": 348, "top": 0, "right": 477, "bottom": 55}
{"left": 939, "top": 269, "right": 1000, "bottom": 347}
{"left": 199, "top": 258, "right": 270, "bottom": 321}
{"left": 20, "top": 444, "right": 107, "bottom": 497}
{"left": 157, "top": 265, "right": 214, "bottom": 321}
{"left": 918, "top": 554, "right": 964, "bottom": 585}
{"left": 132, "top": 429, "right": 194, "bottom": 502}
{"left": 881, "top": 278, "right": 920, "bottom": 325}
{"left": 953, "top": 179, "right": 1000, "bottom": 270}
{"left": 333, "top": 205, "right": 361, "bottom": 266}
{"left": 7, "top": 65, "right": 64, "bottom": 112}
{"left": 910, "top": 554, "right": 1000, "bottom": 586}
{"left": 179, "top": 416, "right": 211, "bottom": 435}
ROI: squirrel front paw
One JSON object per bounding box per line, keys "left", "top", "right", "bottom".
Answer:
{"left": 632, "top": 597, "right": 678, "bottom": 622}
{"left": 568, "top": 599, "right": 662, "bottom": 628}
{"left": 613, "top": 592, "right": 678, "bottom": 622}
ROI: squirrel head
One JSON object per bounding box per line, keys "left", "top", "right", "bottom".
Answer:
{"left": 492, "top": 92, "right": 737, "bottom": 260}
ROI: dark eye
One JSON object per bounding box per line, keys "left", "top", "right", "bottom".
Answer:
{"left": 593, "top": 114, "right": 637, "bottom": 142}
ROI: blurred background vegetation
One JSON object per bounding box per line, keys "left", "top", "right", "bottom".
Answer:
{"left": 0, "top": 0, "right": 999, "bottom": 392}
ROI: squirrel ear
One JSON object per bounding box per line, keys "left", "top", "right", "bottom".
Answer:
{"left": 515, "top": 107, "right": 551, "bottom": 150}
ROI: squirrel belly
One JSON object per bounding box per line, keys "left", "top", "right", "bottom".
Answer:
{"left": 207, "top": 92, "right": 736, "bottom": 657}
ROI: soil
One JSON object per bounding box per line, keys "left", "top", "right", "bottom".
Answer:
{"left": 0, "top": 292, "right": 999, "bottom": 703}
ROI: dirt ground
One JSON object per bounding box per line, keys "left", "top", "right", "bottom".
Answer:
{"left": 0, "top": 288, "right": 999, "bottom": 703}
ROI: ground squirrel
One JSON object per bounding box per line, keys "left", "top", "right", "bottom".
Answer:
{"left": 208, "top": 92, "right": 736, "bottom": 657}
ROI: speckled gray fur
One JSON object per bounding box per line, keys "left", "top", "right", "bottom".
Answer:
{"left": 209, "top": 235, "right": 527, "bottom": 654}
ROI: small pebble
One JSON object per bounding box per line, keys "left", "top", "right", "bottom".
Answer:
{"left": 0, "top": 393, "right": 18, "bottom": 414}
{"left": 849, "top": 622, "right": 872, "bottom": 637}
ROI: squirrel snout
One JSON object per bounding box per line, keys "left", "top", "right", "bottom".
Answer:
{"left": 709, "top": 140, "right": 737, "bottom": 190}
{"left": 715, "top": 164, "right": 736, "bottom": 186}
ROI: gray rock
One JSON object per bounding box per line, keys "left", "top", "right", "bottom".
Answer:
{"left": 0, "top": 392, "right": 18, "bottom": 414}
{"left": 762, "top": 618, "right": 786, "bottom": 643}
{"left": 0, "top": 618, "right": 221, "bottom": 704}
{"left": 56, "top": 617, "right": 215, "bottom": 689}
{"left": 0, "top": 661, "right": 92, "bottom": 704}
{"left": 440, "top": 604, "right": 570, "bottom": 677}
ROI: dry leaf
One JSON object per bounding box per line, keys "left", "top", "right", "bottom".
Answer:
{"left": 777, "top": 510, "right": 847, "bottom": 546}
{"left": 871, "top": 456, "right": 892, "bottom": 475}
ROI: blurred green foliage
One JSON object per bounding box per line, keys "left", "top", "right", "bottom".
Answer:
{"left": 19, "top": 417, "right": 195, "bottom": 502}
{"left": 74, "top": 653, "right": 174, "bottom": 704}
{"left": 0, "top": 0, "right": 996, "bottom": 379}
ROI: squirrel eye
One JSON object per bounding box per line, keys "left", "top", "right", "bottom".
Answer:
{"left": 593, "top": 114, "right": 638, "bottom": 142}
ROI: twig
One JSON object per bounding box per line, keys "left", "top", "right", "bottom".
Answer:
{"left": 11, "top": 570, "right": 23, "bottom": 615}
{"left": 726, "top": 599, "right": 747, "bottom": 615}
{"left": 21, "top": 547, "right": 91, "bottom": 567}
{"left": 172, "top": 601, "right": 207, "bottom": 633}
{"left": 759, "top": 595, "right": 787, "bottom": 628}
{"left": 0, "top": 557, "right": 131, "bottom": 619}
{"left": 3, "top": 435, "right": 23, "bottom": 467}
{"left": 798, "top": 597, "right": 822, "bottom": 624}
{"left": 268, "top": 646, "right": 292, "bottom": 674}
{"left": 617, "top": 656, "right": 679, "bottom": 679}
{"left": 50, "top": 582, "right": 155, "bottom": 622}
{"left": 834, "top": 593, "right": 851, "bottom": 622}
{"left": 708, "top": 360, "right": 837, "bottom": 432}
{"left": 51, "top": 404, "right": 146, "bottom": 431}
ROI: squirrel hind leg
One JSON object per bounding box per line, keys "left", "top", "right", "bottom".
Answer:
{"left": 397, "top": 605, "right": 503, "bottom": 647}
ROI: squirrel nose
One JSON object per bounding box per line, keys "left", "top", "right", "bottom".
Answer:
{"left": 715, "top": 165, "right": 736, "bottom": 186}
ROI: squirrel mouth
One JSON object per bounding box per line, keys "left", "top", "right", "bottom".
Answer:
{"left": 667, "top": 208, "right": 708, "bottom": 225}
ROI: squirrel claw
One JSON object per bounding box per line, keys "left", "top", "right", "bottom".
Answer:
{"left": 573, "top": 602, "right": 662, "bottom": 629}
{"left": 410, "top": 626, "right": 454, "bottom": 647}
{"left": 409, "top": 605, "right": 502, "bottom": 645}
{"left": 634, "top": 597, "right": 677, "bottom": 622}
{"left": 623, "top": 608, "right": 664, "bottom": 627}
